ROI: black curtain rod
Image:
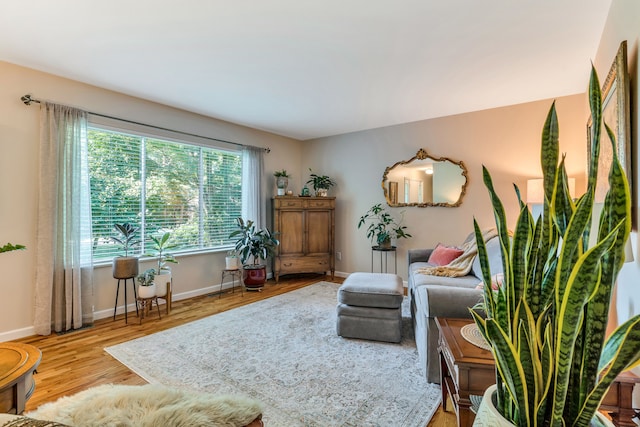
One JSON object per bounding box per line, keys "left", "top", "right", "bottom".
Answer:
{"left": 20, "top": 94, "right": 270, "bottom": 153}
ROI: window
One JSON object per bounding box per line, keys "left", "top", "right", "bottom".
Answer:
{"left": 88, "top": 127, "right": 242, "bottom": 262}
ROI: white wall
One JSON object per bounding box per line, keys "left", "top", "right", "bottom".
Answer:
{"left": 303, "top": 94, "right": 588, "bottom": 279}
{"left": 0, "top": 61, "right": 302, "bottom": 340}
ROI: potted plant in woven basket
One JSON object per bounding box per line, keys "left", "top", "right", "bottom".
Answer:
{"left": 470, "top": 65, "right": 640, "bottom": 427}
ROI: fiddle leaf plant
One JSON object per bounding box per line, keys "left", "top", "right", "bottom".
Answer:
{"left": 358, "top": 203, "right": 411, "bottom": 246}
{"left": 111, "top": 223, "right": 140, "bottom": 256}
{"left": 144, "top": 231, "right": 178, "bottom": 274}
{"left": 470, "top": 65, "right": 640, "bottom": 426}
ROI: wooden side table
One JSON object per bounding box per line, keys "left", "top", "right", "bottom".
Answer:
{"left": 436, "top": 317, "right": 494, "bottom": 427}
{"left": 436, "top": 317, "right": 640, "bottom": 427}
{"left": 0, "top": 342, "right": 41, "bottom": 414}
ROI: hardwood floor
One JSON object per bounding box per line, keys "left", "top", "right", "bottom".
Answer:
{"left": 16, "top": 273, "right": 455, "bottom": 426}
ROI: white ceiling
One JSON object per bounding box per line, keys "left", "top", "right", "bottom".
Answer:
{"left": 1, "top": 1, "right": 612, "bottom": 140}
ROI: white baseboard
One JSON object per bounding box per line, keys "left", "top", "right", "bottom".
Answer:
{"left": 0, "top": 326, "right": 36, "bottom": 342}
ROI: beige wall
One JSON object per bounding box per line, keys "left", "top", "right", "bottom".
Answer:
{"left": 0, "top": 61, "right": 302, "bottom": 340}
{"left": 303, "top": 93, "right": 588, "bottom": 278}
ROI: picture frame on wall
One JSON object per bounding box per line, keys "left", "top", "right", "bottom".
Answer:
{"left": 587, "top": 41, "right": 632, "bottom": 211}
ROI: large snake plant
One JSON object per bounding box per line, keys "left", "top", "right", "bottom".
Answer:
{"left": 471, "top": 65, "right": 640, "bottom": 426}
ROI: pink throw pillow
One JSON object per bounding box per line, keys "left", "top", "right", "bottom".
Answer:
{"left": 428, "top": 243, "right": 464, "bottom": 266}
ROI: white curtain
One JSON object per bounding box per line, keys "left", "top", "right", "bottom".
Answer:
{"left": 241, "top": 146, "right": 265, "bottom": 228}
{"left": 34, "top": 103, "right": 94, "bottom": 335}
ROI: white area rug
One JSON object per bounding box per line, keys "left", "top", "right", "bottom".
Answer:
{"left": 105, "top": 282, "right": 441, "bottom": 426}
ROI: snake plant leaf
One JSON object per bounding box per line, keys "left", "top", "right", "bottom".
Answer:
{"left": 511, "top": 204, "right": 532, "bottom": 311}
{"left": 473, "top": 220, "right": 497, "bottom": 316}
{"left": 573, "top": 316, "right": 640, "bottom": 425}
{"left": 551, "top": 224, "right": 620, "bottom": 425}
{"left": 536, "top": 320, "right": 554, "bottom": 426}
{"left": 486, "top": 318, "right": 531, "bottom": 426}
{"left": 587, "top": 66, "right": 602, "bottom": 194}
{"left": 555, "top": 187, "right": 594, "bottom": 305}
{"left": 482, "top": 166, "right": 511, "bottom": 264}
{"left": 541, "top": 102, "right": 559, "bottom": 206}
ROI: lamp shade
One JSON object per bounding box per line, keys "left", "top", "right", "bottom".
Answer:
{"left": 527, "top": 178, "right": 575, "bottom": 203}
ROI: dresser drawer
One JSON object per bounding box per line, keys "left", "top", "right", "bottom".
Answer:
{"left": 278, "top": 255, "right": 331, "bottom": 273}
{"left": 306, "top": 199, "right": 335, "bottom": 209}
{"left": 274, "top": 198, "right": 304, "bottom": 208}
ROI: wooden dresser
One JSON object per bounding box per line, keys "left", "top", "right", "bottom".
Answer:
{"left": 272, "top": 196, "right": 335, "bottom": 282}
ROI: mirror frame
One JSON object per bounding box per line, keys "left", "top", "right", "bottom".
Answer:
{"left": 381, "top": 148, "right": 468, "bottom": 208}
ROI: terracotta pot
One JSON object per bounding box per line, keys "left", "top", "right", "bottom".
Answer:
{"left": 243, "top": 265, "right": 267, "bottom": 289}
{"left": 112, "top": 256, "right": 139, "bottom": 279}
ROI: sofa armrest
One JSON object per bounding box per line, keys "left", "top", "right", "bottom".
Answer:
{"left": 420, "top": 285, "right": 483, "bottom": 319}
{"left": 408, "top": 249, "right": 433, "bottom": 265}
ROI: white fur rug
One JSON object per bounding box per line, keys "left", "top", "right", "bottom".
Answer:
{"left": 105, "top": 282, "right": 441, "bottom": 426}
{"left": 26, "top": 384, "right": 262, "bottom": 427}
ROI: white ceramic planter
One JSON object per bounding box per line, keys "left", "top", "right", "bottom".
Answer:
{"left": 138, "top": 283, "right": 156, "bottom": 298}
{"left": 154, "top": 271, "right": 171, "bottom": 297}
{"left": 225, "top": 256, "right": 239, "bottom": 270}
{"left": 473, "top": 385, "right": 615, "bottom": 427}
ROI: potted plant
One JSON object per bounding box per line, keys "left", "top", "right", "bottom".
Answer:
{"left": 358, "top": 203, "right": 411, "bottom": 248}
{"left": 274, "top": 170, "right": 290, "bottom": 196}
{"left": 229, "top": 218, "right": 279, "bottom": 289}
{"left": 225, "top": 250, "right": 239, "bottom": 270}
{"left": 136, "top": 268, "right": 156, "bottom": 298}
{"left": 111, "top": 223, "right": 140, "bottom": 279}
{"left": 306, "top": 169, "right": 335, "bottom": 197}
{"left": 0, "top": 242, "right": 25, "bottom": 253}
{"left": 144, "top": 231, "right": 178, "bottom": 298}
{"left": 470, "top": 66, "right": 640, "bottom": 427}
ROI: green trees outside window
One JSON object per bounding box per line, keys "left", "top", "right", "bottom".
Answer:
{"left": 87, "top": 127, "right": 242, "bottom": 262}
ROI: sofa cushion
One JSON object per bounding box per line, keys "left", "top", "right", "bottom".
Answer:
{"left": 427, "top": 243, "right": 464, "bottom": 266}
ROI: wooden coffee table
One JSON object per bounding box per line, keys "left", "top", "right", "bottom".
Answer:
{"left": 436, "top": 317, "right": 640, "bottom": 427}
{"left": 0, "top": 342, "right": 41, "bottom": 414}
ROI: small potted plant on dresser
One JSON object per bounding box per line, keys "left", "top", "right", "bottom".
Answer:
{"left": 229, "top": 218, "right": 279, "bottom": 290}
{"left": 274, "top": 170, "right": 290, "bottom": 196}
{"left": 358, "top": 203, "right": 411, "bottom": 249}
{"left": 111, "top": 223, "right": 141, "bottom": 280}
{"left": 306, "top": 169, "right": 335, "bottom": 197}
{"left": 144, "top": 231, "right": 178, "bottom": 298}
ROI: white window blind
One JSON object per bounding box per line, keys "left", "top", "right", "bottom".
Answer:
{"left": 87, "top": 127, "right": 242, "bottom": 262}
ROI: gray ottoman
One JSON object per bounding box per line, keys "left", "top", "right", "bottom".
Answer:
{"left": 336, "top": 272, "right": 404, "bottom": 343}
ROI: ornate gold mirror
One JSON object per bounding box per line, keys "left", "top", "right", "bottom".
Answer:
{"left": 382, "top": 148, "right": 468, "bottom": 207}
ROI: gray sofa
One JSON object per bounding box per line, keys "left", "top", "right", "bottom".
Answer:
{"left": 407, "top": 232, "right": 504, "bottom": 383}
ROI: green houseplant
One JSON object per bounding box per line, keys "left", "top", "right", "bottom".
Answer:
{"left": 358, "top": 203, "right": 411, "bottom": 248}
{"left": 0, "top": 242, "right": 25, "bottom": 253}
{"left": 144, "top": 231, "right": 178, "bottom": 298}
{"left": 111, "top": 223, "right": 141, "bottom": 279}
{"left": 229, "top": 218, "right": 279, "bottom": 289}
{"left": 136, "top": 268, "right": 156, "bottom": 298}
{"left": 471, "top": 66, "right": 640, "bottom": 427}
{"left": 274, "top": 170, "right": 290, "bottom": 195}
{"left": 306, "top": 169, "right": 335, "bottom": 197}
